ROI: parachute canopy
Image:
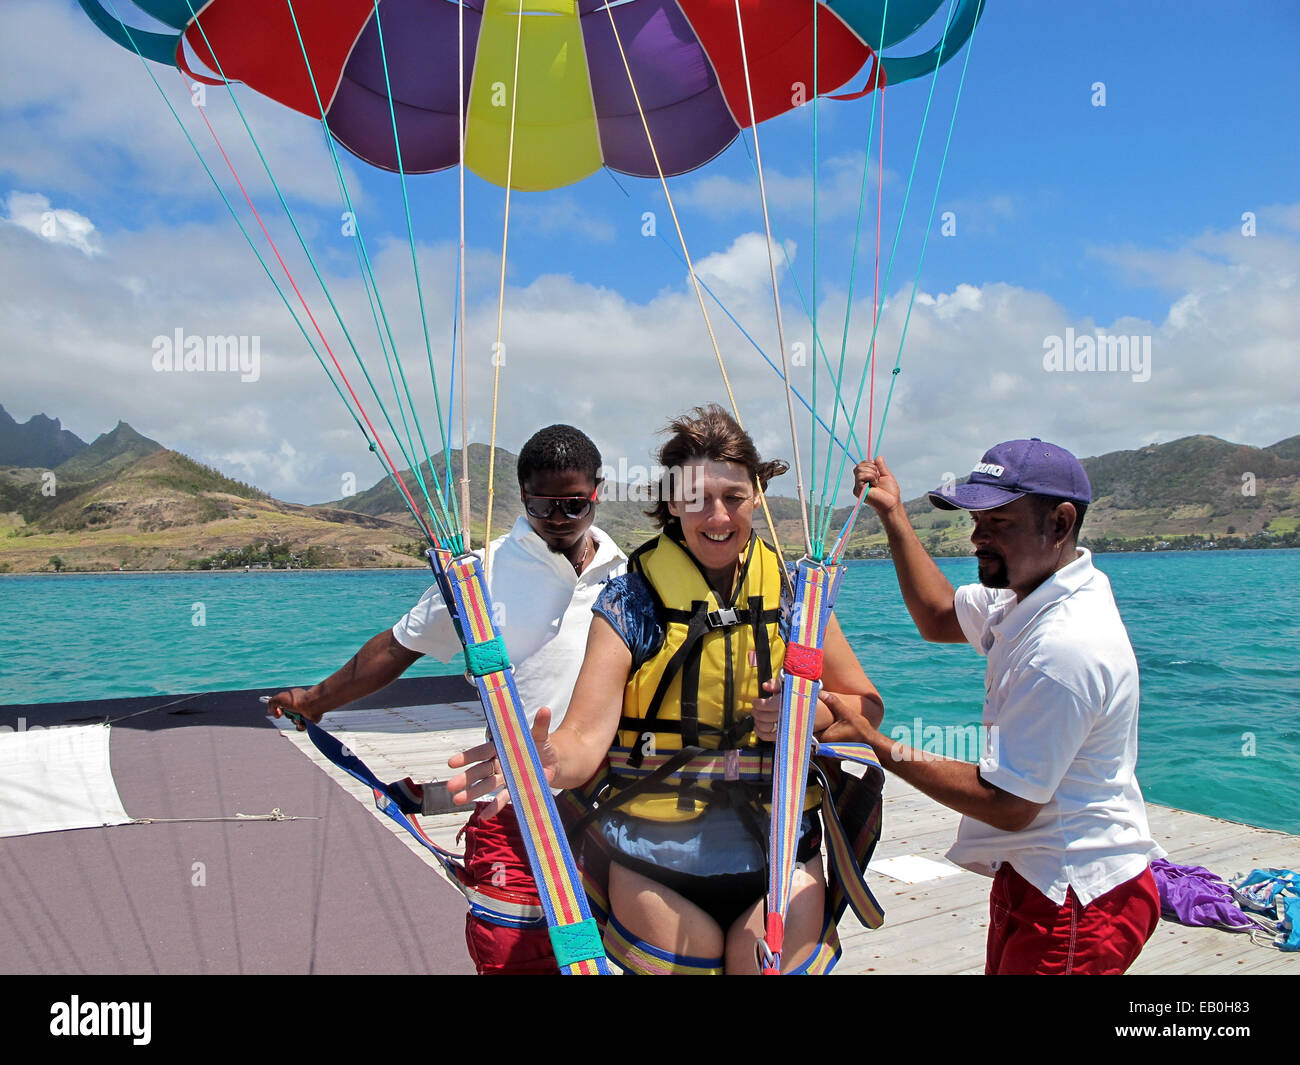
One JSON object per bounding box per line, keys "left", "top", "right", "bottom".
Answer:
{"left": 81, "top": 0, "right": 983, "bottom": 190}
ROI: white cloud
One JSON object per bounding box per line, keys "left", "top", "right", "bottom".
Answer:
{"left": 10, "top": 201, "right": 1300, "bottom": 514}
{"left": 0, "top": 0, "right": 359, "bottom": 207}
{"left": 3, "top": 191, "right": 102, "bottom": 256}
{"left": 512, "top": 196, "right": 617, "bottom": 244}
{"left": 674, "top": 153, "right": 889, "bottom": 224}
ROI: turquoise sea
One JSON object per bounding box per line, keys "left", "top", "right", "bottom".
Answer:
{"left": 2, "top": 550, "right": 1298, "bottom": 835}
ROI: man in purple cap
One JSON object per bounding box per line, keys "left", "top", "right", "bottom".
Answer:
{"left": 823, "top": 440, "right": 1164, "bottom": 975}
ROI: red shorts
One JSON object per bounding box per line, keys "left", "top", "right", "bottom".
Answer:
{"left": 986, "top": 863, "right": 1160, "bottom": 975}
{"left": 461, "top": 804, "right": 559, "bottom": 976}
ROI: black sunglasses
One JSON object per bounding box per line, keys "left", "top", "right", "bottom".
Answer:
{"left": 522, "top": 488, "right": 597, "bottom": 520}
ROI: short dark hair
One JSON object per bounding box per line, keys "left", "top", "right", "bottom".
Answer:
{"left": 1032, "top": 494, "right": 1087, "bottom": 543}
{"left": 516, "top": 424, "right": 602, "bottom": 487}
{"left": 647, "top": 404, "right": 788, "bottom": 531}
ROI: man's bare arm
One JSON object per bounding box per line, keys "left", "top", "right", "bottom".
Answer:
{"left": 267, "top": 630, "right": 422, "bottom": 727}
{"left": 820, "top": 692, "right": 1042, "bottom": 832}
{"left": 854, "top": 458, "right": 965, "bottom": 644}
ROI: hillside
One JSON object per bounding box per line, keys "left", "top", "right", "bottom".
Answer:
{"left": 831, "top": 435, "right": 1300, "bottom": 557}
{"left": 3, "top": 422, "right": 1297, "bottom": 572}
{"left": 0, "top": 425, "right": 419, "bottom": 572}
{"left": 321, "top": 443, "right": 813, "bottom": 552}
{"left": 52, "top": 421, "right": 163, "bottom": 482}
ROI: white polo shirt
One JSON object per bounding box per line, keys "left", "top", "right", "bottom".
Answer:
{"left": 392, "top": 516, "right": 627, "bottom": 731}
{"left": 945, "top": 549, "right": 1164, "bottom": 905}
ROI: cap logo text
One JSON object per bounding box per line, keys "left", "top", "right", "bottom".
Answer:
{"left": 972, "top": 462, "right": 1005, "bottom": 477}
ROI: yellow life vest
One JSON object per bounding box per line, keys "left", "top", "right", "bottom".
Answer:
{"left": 606, "top": 532, "right": 817, "bottom": 822}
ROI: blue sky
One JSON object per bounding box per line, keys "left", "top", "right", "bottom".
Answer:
{"left": 2, "top": 0, "right": 1297, "bottom": 516}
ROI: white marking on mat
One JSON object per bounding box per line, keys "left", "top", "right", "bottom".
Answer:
{"left": 0, "top": 724, "right": 130, "bottom": 837}
{"left": 868, "top": 854, "right": 965, "bottom": 884}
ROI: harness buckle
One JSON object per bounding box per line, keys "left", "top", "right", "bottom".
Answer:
{"left": 706, "top": 606, "right": 740, "bottom": 628}
{"left": 724, "top": 749, "right": 740, "bottom": 782}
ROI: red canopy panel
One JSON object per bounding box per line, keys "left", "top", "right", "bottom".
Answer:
{"left": 183, "top": 0, "right": 378, "bottom": 117}
{"left": 676, "top": 0, "right": 871, "bottom": 128}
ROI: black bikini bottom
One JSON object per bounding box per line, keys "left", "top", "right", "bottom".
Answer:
{"left": 602, "top": 807, "right": 822, "bottom": 930}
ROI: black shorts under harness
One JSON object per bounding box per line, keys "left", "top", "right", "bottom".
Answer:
{"left": 600, "top": 805, "right": 823, "bottom": 930}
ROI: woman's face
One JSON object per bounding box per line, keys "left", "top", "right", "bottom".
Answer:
{"left": 668, "top": 458, "right": 757, "bottom": 581}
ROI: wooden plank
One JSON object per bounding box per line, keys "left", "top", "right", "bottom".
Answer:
{"left": 276, "top": 701, "right": 1300, "bottom": 976}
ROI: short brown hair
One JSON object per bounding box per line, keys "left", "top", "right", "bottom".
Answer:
{"left": 647, "top": 404, "right": 789, "bottom": 531}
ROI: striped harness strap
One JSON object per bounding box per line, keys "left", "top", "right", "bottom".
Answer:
{"left": 761, "top": 559, "right": 839, "bottom": 974}
{"left": 428, "top": 547, "right": 611, "bottom": 975}
{"left": 287, "top": 714, "right": 544, "bottom": 929}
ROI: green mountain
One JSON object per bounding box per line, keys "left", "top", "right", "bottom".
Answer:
{"left": 0, "top": 404, "right": 87, "bottom": 467}
{"left": 829, "top": 434, "right": 1300, "bottom": 557}
{"left": 54, "top": 421, "right": 163, "bottom": 482}
{"left": 4, "top": 417, "right": 1297, "bottom": 573}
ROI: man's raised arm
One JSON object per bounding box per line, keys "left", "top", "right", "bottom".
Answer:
{"left": 854, "top": 457, "right": 966, "bottom": 644}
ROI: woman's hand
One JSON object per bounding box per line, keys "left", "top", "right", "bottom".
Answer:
{"left": 446, "top": 706, "right": 556, "bottom": 819}
{"left": 753, "top": 676, "right": 837, "bottom": 741}
{"left": 752, "top": 677, "right": 781, "bottom": 742}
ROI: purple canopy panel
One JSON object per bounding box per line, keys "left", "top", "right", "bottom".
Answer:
{"left": 328, "top": 0, "right": 484, "bottom": 174}
{"left": 582, "top": 0, "right": 738, "bottom": 179}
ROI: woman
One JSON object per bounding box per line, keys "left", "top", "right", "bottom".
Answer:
{"left": 451, "top": 405, "right": 884, "bottom": 974}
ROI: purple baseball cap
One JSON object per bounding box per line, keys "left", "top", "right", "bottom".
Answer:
{"left": 929, "top": 438, "right": 1092, "bottom": 511}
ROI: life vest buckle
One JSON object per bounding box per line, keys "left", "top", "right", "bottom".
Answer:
{"left": 706, "top": 606, "right": 741, "bottom": 629}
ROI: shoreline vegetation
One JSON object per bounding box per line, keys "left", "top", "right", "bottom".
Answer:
{"left": 2, "top": 410, "right": 1298, "bottom": 573}
{"left": 5, "top": 541, "right": 1298, "bottom": 575}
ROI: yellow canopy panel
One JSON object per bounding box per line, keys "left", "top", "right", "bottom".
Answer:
{"left": 466, "top": 0, "right": 603, "bottom": 190}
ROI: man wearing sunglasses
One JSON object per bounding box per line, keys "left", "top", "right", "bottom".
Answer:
{"left": 266, "top": 424, "right": 625, "bottom": 974}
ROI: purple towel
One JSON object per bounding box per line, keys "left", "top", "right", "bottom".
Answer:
{"left": 1151, "top": 858, "right": 1254, "bottom": 930}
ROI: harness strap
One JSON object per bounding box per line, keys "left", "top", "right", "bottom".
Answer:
{"left": 616, "top": 715, "right": 756, "bottom": 745}
{"left": 810, "top": 759, "right": 885, "bottom": 930}
{"left": 434, "top": 549, "right": 610, "bottom": 975}
{"left": 628, "top": 604, "right": 711, "bottom": 768}
{"left": 752, "top": 594, "right": 773, "bottom": 688}
{"left": 658, "top": 603, "right": 781, "bottom": 627}
{"left": 605, "top": 913, "right": 724, "bottom": 976}
{"left": 568, "top": 745, "right": 708, "bottom": 839}
{"left": 762, "top": 560, "right": 835, "bottom": 974}
{"left": 608, "top": 746, "right": 775, "bottom": 782}
{"left": 681, "top": 616, "right": 704, "bottom": 750}
{"left": 286, "top": 714, "right": 542, "bottom": 930}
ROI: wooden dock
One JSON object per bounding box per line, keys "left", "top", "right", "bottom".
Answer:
{"left": 278, "top": 701, "right": 1300, "bottom": 975}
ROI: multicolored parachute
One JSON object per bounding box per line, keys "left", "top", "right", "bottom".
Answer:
{"left": 80, "top": 0, "right": 983, "bottom": 189}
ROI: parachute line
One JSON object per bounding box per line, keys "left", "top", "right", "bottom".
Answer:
{"left": 605, "top": 169, "right": 860, "bottom": 464}
{"left": 819, "top": 0, "right": 962, "bottom": 556}
{"left": 172, "top": 0, "right": 455, "bottom": 543}
{"left": 482, "top": 0, "right": 529, "bottom": 569}
{"left": 731, "top": 0, "right": 813, "bottom": 561}
{"left": 370, "top": 0, "right": 465, "bottom": 543}
{"left": 273, "top": 0, "right": 460, "bottom": 543}
{"left": 814, "top": 2, "right": 892, "bottom": 552}
{"left": 873, "top": 0, "right": 984, "bottom": 459}
{"left": 97, "top": 0, "right": 440, "bottom": 545}
{"left": 599, "top": 0, "right": 793, "bottom": 586}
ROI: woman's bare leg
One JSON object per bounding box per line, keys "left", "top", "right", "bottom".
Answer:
{"left": 724, "top": 856, "right": 828, "bottom": 974}
{"left": 609, "top": 861, "right": 725, "bottom": 964}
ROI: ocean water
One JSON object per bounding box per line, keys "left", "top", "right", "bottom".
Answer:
{"left": 2, "top": 550, "right": 1297, "bottom": 835}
